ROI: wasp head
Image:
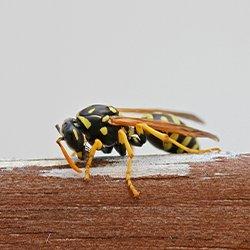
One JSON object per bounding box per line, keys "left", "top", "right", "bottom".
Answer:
{"left": 55, "top": 118, "right": 88, "bottom": 160}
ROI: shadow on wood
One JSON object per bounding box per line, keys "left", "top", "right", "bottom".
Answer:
{"left": 0, "top": 153, "right": 249, "bottom": 249}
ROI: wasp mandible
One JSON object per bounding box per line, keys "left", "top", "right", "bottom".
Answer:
{"left": 55, "top": 104, "right": 220, "bottom": 197}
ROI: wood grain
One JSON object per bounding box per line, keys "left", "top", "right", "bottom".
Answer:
{"left": 0, "top": 153, "right": 249, "bottom": 249}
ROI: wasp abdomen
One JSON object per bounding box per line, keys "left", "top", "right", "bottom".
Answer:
{"left": 143, "top": 113, "right": 200, "bottom": 153}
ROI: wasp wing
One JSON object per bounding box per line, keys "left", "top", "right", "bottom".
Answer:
{"left": 117, "top": 107, "right": 204, "bottom": 124}
{"left": 110, "top": 116, "right": 219, "bottom": 141}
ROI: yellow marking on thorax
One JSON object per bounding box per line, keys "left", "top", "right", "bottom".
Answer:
{"left": 100, "top": 126, "right": 108, "bottom": 135}
{"left": 102, "top": 115, "right": 110, "bottom": 122}
{"left": 73, "top": 129, "right": 79, "bottom": 140}
{"left": 88, "top": 108, "right": 95, "bottom": 114}
{"left": 91, "top": 115, "right": 101, "bottom": 118}
{"left": 109, "top": 106, "right": 118, "bottom": 113}
{"left": 78, "top": 116, "right": 91, "bottom": 129}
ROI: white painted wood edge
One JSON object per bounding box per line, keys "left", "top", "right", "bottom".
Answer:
{"left": 0, "top": 152, "right": 241, "bottom": 179}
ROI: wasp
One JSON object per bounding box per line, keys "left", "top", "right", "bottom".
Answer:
{"left": 55, "top": 104, "right": 220, "bottom": 197}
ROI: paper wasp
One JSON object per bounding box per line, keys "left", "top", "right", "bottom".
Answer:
{"left": 55, "top": 104, "right": 220, "bottom": 197}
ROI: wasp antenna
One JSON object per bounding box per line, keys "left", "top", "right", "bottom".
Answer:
{"left": 55, "top": 124, "right": 61, "bottom": 134}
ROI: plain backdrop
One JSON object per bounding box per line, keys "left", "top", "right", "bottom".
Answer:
{"left": 0, "top": 0, "right": 249, "bottom": 159}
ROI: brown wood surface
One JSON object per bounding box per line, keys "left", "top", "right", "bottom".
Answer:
{"left": 0, "top": 154, "right": 249, "bottom": 249}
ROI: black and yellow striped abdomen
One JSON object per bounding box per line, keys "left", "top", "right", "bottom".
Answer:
{"left": 142, "top": 113, "right": 200, "bottom": 153}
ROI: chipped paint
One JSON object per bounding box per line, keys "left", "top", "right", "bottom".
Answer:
{"left": 0, "top": 152, "right": 240, "bottom": 179}
{"left": 0, "top": 158, "right": 67, "bottom": 171}
{"left": 41, "top": 161, "right": 190, "bottom": 179}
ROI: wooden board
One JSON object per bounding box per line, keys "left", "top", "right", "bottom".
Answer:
{"left": 0, "top": 153, "right": 249, "bottom": 249}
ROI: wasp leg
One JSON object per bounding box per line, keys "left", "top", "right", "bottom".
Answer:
{"left": 118, "top": 129, "right": 140, "bottom": 198}
{"left": 135, "top": 123, "right": 221, "bottom": 154}
{"left": 84, "top": 139, "right": 103, "bottom": 180}
{"left": 56, "top": 138, "right": 83, "bottom": 173}
{"left": 136, "top": 123, "right": 169, "bottom": 141}
{"left": 166, "top": 137, "right": 221, "bottom": 154}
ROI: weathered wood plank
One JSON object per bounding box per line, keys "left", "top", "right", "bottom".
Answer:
{"left": 0, "top": 153, "right": 249, "bottom": 249}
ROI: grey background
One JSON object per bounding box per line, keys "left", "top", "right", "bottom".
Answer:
{"left": 0, "top": 0, "right": 249, "bottom": 159}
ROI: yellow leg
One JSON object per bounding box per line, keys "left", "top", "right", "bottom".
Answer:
{"left": 136, "top": 123, "right": 221, "bottom": 154}
{"left": 56, "top": 138, "right": 83, "bottom": 173}
{"left": 84, "top": 139, "right": 103, "bottom": 180}
{"left": 136, "top": 123, "right": 169, "bottom": 141}
{"left": 118, "top": 129, "right": 140, "bottom": 198}
{"left": 167, "top": 137, "right": 221, "bottom": 154}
